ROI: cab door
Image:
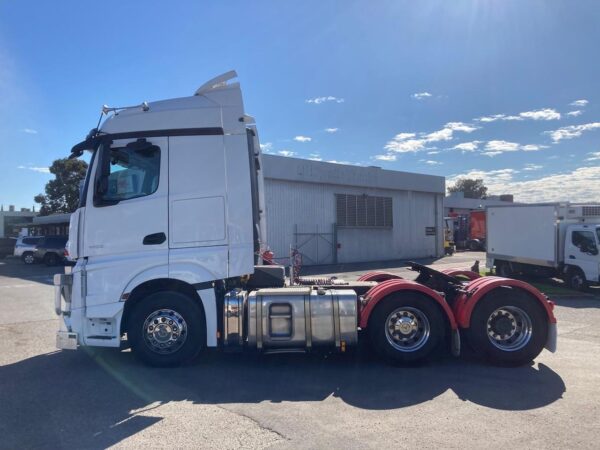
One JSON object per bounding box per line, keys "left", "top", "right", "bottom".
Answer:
{"left": 82, "top": 137, "right": 169, "bottom": 309}
{"left": 567, "top": 227, "right": 600, "bottom": 282}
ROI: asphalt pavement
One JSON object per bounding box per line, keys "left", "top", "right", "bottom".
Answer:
{"left": 0, "top": 253, "right": 599, "bottom": 449}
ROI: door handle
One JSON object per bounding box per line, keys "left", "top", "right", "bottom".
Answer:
{"left": 143, "top": 232, "right": 166, "bottom": 245}
{"left": 568, "top": 255, "right": 575, "bottom": 259}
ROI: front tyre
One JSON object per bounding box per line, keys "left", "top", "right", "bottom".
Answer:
{"left": 369, "top": 294, "right": 445, "bottom": 365}
{"left": 564, "top": 267, "right": 588, "bottom": 291}
{"left": 128, "top": 291, "right": 205, "bottom": 367}
{"left": 465, "top": 289, "right": 548, "bottom": 366}
{"left": 22, "top": 252, "right": 35, "bottom": 265}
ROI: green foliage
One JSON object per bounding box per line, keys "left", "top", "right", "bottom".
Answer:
{"left": 34, "top": 158, "right": 88, "bottom": 216}
{"left": 447, "top": 178, "right": 488, "bottom": 199}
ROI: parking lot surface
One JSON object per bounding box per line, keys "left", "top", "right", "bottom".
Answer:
{"left": 1, "top": 253, "right": 599, "bottom": 449}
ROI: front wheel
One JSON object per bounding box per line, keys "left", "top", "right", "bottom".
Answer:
{"left": 22, "top": 252, "right": 35, "bottom": 265}
{"left": 369, "top": 294, "right": 445, "bottom": 365}
{"left": 44, "top": 253, "right": 59, "bottom": 266}
{"left": 464, "top": 289, "right": 548, "bottom": 366}
{"left": 564, "top": 267, "right": 588, "bottom": 291}
{"left": 127, "top": 291, "right": 205, "bottom": 367}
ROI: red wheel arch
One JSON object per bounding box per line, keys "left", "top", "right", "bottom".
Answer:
{"left": 357, "top": 271, "right": 403, "bottom": 282}
{"left": 359, "top": 279, "right": 457, "bottom": 330}
{"left": 453, "top": 276, "right": 556, "bottom": 328}
{"left": 440, "top": 268, "right": 481, "bottom": 281}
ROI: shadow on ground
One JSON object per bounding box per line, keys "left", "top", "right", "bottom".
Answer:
{"left": 0, "top": 347, "right": 565, "bottom": 449}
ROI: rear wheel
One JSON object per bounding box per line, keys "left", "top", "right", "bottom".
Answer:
{"left": 128, "top": 291, "right": 205, "bottom": 367}
{"left": 369, "top": 294, "right": 445, "bottom": 365}
{"left": 22, "top": 252, "right": 35, "bottom": 265}
{"left": 464, "top": 288, "right": 548, "bottom": 366}
{"left": 44, "top": 253, "right": 59, "bottom": 266}
{"left": 564, "top": 267, "right": 588, "bottom": 291}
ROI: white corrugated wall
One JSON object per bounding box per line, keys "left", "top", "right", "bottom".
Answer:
{"left": 264, "top": 178, "right": 442, "bottom": 265}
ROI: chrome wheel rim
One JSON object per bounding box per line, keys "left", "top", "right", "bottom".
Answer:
{"left": 142, "top": 309, "right": 188, "bottom": 354}
{"left": 486, "top": 306, "right": 532, "bottom": 351}
{"left": 24, "top": 254, "right": 34, "bottom": 264}
{"left": 385, "top": 306, "right": 431, "bottom": 352}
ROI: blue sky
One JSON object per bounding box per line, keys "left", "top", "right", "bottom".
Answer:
{"left": 1, "top": 0, "right": 599, "bottom": 209}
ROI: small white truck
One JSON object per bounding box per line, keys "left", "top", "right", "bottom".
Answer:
{"left": 486, "top": 203, "right": 600, "bottom": 290}
{"left": 53, "top": 71, "right": 557, "bottom": 367}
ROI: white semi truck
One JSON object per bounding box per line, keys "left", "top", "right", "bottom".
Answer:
{"left": 487, "top": 203, "right": 600, "bottom": 290}
{"left": 54, "top": 71, "right": 557, "bottom": 367}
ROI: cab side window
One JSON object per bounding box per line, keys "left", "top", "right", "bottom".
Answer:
{"left": 572, "top": 230, "right": 598, "bottom": 255}
{"left": 95, "top": 140, "right": 160, "bottom": 206}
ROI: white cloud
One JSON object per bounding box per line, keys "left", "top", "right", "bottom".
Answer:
{"left": 308, "top": 153, "right": 323, "bottom": 161}
{"left": 306, "top": 96, "right": 344, "bottom": 104}
{"left": 324, "top": 128, "right": 339, "bottom": 133}
{"left": 427, "top": 150, "right": 441, "bottom": 155}
{"left": 424, "top": 160, "right": 442, "bottom": 165}
{"left": 482, "top": 140, "right": 547, "bottom": 156}
{"left": 380, "top": 121, "right": 478, "bottom": 160}
{"left": 570, "top": 99, "right": 589, "bottom": 107}
{"left": 21, "top": 128, "right": 38, "bottom": 134}
{"left": 451, "top": 166, "right": 600, "bottom": 203}
{"left": 374, "top": 154, "right": 397, "bottom": 161}
{"left": 17, "top": 165, "right": 50, "bottom": 173}
{"left": 293, "top": 135, "right": 312, "bottom": 142}
{"left": 518, "top": 108, "right": 561, "bottom": 121}
{"left": 476, "top": 108, "right": 560, "bottom": 122}
{"left": 452, "top": 141, "right": 482, "bottom": 152}
{"left": 567, "top": 110, "right": 583, "bottom": 117}
{"left": 278, "top": 150, "right": 296, "bottom": 157}
{"left": 260, "top": 142, "right": 274, "bottom": 154}
{"left": 547, "top": 122, "right": 600, "bottom": 143}
{"left": 523, "top": 164, "right": 543, "bottom": 171}
{"left": 384, "top": 138, "right": 426, "bottom": 153}
{"left": 412, "top": 92, "right": 432, "bottom": 100}
{"left": 586, "top": 151, "right": 600, "bottom": 161}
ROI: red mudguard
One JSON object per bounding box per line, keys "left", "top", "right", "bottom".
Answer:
{"left": 453, "top": 276, "right": 557, "bottom": 328}
{"left": 359, "top": 279, "right": 457, "bottom": 330}
{"left": 357, "top": 271, "right": 403, "bottom": 282}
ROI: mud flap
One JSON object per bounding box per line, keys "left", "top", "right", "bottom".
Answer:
{"left": 545, "top": 322, "right": 557, "bottom": 353}
{"left": 451, "top": 329, "right": 461, "bottom": 356}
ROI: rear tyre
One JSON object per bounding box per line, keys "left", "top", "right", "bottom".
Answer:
{"left": 496, "top": 261, "right": 513, "bottom": 278}
{"left": 468, "top": 241, "right": 479, "bottom": 251}
{"left": 464, "top": 288, "right": 548, "bottom": 366}
{"left": 22, "top": 252, "right": 35, "bottom": 265}
{"left": 44, "top": 253, "right": 59, "bottom": 266}
{"left": 564, "top": 267, "right": 588, "bottom": 291}
{"left": 128, "top": 291, "right": 205, "bottom": 367}
{"left": 369, "top": 294, "right": 445, "bottom": 365}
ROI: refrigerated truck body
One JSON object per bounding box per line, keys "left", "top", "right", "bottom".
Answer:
{"left": 53, "top": 71, "right": 556, "bottom": 367}
{"left": 486, "top": 203, "right": 600, "bottom": 290}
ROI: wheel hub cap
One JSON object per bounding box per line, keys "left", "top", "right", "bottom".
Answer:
{"left": 143, "top": 309, "right": 187, "bottom": 354}
{"left": 486, "top": 306, "right": 532, "bottom": 351}
{"left": 385, "top": 307, "right": 430, "bottom": 352}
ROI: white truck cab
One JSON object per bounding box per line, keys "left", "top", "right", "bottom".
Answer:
{"left": 54, "top": 72, "right": 557, "bottom": 367}
{"left": 58, "top": 71, "right": 266, "bottom": 351}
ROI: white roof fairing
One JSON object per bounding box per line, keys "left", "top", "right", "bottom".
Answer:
{"left": 99, "top": 71, "right": 247, "bottom": 136}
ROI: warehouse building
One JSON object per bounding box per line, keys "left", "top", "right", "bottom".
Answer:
{"left": 262, "top": 155, "right": 445, "bottom": 266}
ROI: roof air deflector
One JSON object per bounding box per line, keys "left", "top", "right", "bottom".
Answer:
{"left": 194, "top": 70, "right": 238, "bottom": 95}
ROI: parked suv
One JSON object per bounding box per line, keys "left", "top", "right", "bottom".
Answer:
{"left": 0, "top": 238, "right": 16, "bottom": 259}
{"left": 14, "top": 236, "right": 43, "bottom": 264}
{"left": 33, "top": 236, "right": 68, "bottom": 266}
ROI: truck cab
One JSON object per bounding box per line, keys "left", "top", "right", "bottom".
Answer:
{"left": 58, "top": 71, "right": 265, "bottom": 350}
{"left": 563, "top": 224, "right": 600, "bottom": 289}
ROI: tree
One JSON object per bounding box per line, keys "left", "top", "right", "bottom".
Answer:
{"left": 447, "top": 178, "right": 488, "bottom": 199}
{"left": 34, "top": 158, "right": 88, "bottom": 216}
